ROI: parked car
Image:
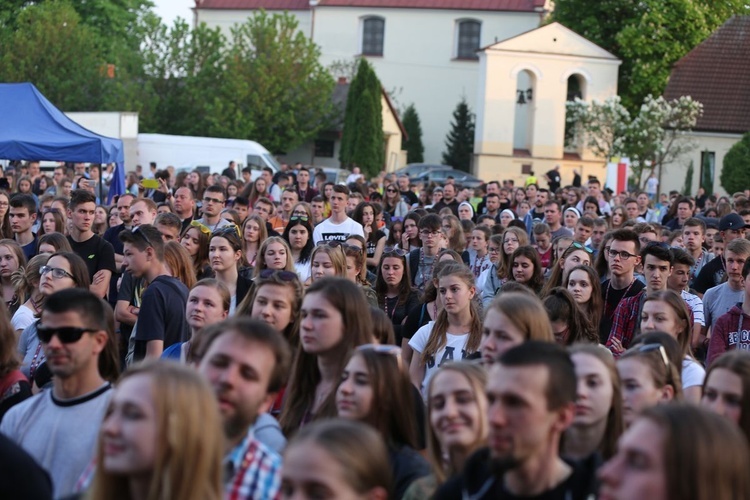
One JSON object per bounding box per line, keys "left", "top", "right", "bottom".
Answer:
{"left": 319, "top": 167, "right": 352, "bottom": 185}
{"left": 395, "top": 163, "right": 450, "bottom": 179}
{"left": 415, "top": 168, "right": 484, "bottom": 188}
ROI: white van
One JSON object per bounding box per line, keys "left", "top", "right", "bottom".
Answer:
{"left": 137, "top": 133, "right": 279, "bottom": 179}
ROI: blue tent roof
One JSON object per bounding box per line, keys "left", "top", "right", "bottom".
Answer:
{"left": 0, "top": 82, "right": 126, "bottom": 202}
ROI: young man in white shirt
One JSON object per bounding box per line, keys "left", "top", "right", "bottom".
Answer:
{"left": 312, "top": 184, "right": 364, "bottom": 244}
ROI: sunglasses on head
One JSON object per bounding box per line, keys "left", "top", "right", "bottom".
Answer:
{"left": 383, "top": 246, "right": 408, "bottom": 257}
{"left": 290, "top": 215, "right": 309, "bottom": 222}
{"left": 131, "top": 226, "right": 154, "bottom": 248}
{"left": 318, "top": 240, "right": 360, "bottom": 251}
{"left": 37, "top": 325, "right": 97, "bottom": 344}
{"left": 570, "top": 242, "right": 593, "bottom": 254}
{"left": 212, "top": 224, "right": 241, "bottom": 239}
{"left": 190, "top": 220, "right": 211, "bottom": 235}
{"left": 357, "top": 343, "right": 404, "bottom": 369}
{"left": 259, "top": 269, "right": 298, "bottom": 281}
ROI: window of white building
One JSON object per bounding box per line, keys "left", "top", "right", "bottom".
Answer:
{"left": 361, "top": 17, "right": 385, "bottom": 56}
{"left": 456, "top": 20, "right": 481, "bottom": 60}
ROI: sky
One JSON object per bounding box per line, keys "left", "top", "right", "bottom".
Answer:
{"left": 152, "top": 0, "right": 194, "bottom": 27}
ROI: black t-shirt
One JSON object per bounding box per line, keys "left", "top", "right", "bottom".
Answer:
{"left": 103, "top": 223, "right": 126, "bottom": 257}
{"left": 546, "top": 169, "right": 561, "bottom": 191}
{"left": 599, "top": 278, "right": 645, "bottom": 343}
{"left": 0, "top": 433, "right": 53, "bottom": 499}
{"left": 693, "top": 255, "right": 725, "bottom": 294}
{"left": 20, "top": 235, "right": 37, "bottom": 261}
{"left": 400, "top": 190, "right": 419, "bottom": 207}
{"left": 133, "top": 276, "right": 189, "bottom": 361}
{"left": 382, "top": 291, "right": 420, "bottom": 345}
{"left": 67, "top": 234, "right": 116, "bottom": 285}
{"left": 366, "top": 229, "right": 386, "bottom": 259}
{"left": 434, "top": 448, "right": 596, "bottom": 500}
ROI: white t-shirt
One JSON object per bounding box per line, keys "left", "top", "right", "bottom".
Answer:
{"left": 11, "top": 304, "right": 35, "bottom": 332}
{"left": 682, "top": 356, "right": 705, "bottom": 389}
{"left": 312, "top": 217, "right": 364, "bottom": 244}
{"left": 646, "top": 176, "right": 659, "bottom": 195}
{"left": 409, "top": 321, "right": 471, "bottom": 396}
{"left": 295, "top": 260, "right": 311, "bottom": 283}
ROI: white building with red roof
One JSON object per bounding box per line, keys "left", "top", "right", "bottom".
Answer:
{"left": 194, "top": 0, "right": 550, "bottom": 171}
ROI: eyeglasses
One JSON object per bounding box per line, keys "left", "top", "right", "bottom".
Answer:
{"left": 132, "top": 226, "right": 154, "bottom": 248}
{"left": 259, "top": 269, "right": 298, "bottom": 281}
{"left": 489, "top": 246, "right": 501, "bottom": 254}
{"left": 290, "top": 215, "right": 309, "bottom": 222}
{"left": 385, "top": 188, "right": 398, "bottom": 193}
{"left": 420, "top": 230, "right": 441, "bottom": 238}
{"left": 212, "top": 225, "right": 241, "bottom": 239}
{"left": 570, "top": 242, "right": 593, "bottom": 254}
{"left": 40, "top": 265, "right": 74, "bottom": 280}
{"left": 503, "top": 238, "right": 519, "bottom": 244}
{"left": 607, "top": 248, "right": 638, "bottom": 260}
{"left": 203, "top": 196, "right": 225, "bottom": 205}
{"left": 383, "top": 246, "right": 408, "bottom": 257}
{"left": 190, "top": 220, "right": 211, "bottom": 235}
{"left": 37, "top": 325, "right": 97, "bottom": 344}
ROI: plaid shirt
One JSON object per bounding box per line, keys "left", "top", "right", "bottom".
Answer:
{"left": 225, "top": 429, "right": 282, "bottom": 500}
{"left": 606, "top": 291, "right": 645, "bottom": 356}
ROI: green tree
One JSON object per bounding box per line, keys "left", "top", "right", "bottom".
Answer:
{"left": 553, "top": 0, "right": 748, "bottom": 111}
{"left": 0, "top": 1, "right": 109, "bottom": 110}
{"left": 566, "top": 95, "right": 702, "bottom": 187}
{"left": 442, "top": 98, "right": 475, "bottom": 172}
{"left": 401, "top": 104, "right": 424, "bottom": 163}
{"left": 205, "top": 10, "right": 335, "bottom": 153}
{"left": 721, "top": 132, "right": 750, "bottom": 194}
{"left": 339, "top": 58, "right": 385, "bottom": 176}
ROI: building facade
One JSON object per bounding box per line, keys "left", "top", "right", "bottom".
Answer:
{"left": 474, "top": 22, "right": 620, "bottom": 186}
{"left": 194, "top": 0, "right": 549, "bottom": 170}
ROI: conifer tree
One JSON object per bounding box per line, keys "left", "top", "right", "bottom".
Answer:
{"left": 401, "top": 104, "right": 424, "bottom": 163}
{"left": 442, "top": 98, "right": 475, "bottom": 172}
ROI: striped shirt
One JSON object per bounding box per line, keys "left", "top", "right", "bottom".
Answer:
{"left": 225, "top": 429, "right": 282, "bottom": 500}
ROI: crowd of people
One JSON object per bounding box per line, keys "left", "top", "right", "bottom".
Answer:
{"left": 0, "top": 159, "right": 750, "bottom": 500}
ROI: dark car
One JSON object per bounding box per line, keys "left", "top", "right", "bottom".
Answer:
{"left": 415, "top": 168, "right": 484, "bottom": 188}
{"left": 395, "top": 163, "right": 450, "bottom": 180}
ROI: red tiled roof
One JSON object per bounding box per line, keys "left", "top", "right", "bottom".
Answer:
{"left": 196, "top": 0, "right": 310, "bottom": 9}
{"left": 196, "top": 0, "right": 546, "bottom": 11}
{"left": 663, "top": 16, "right": 750, "bottom": 134}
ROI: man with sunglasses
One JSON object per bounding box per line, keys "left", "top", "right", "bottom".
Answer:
{"left": 66, "top": 190, "right": 116, "bottom": 299}
{"left": 606, "top": 242, "right": 676, "bottom": 356}
{"left": 1, "top": 289, "right": 112, "bottom": 498}
{"left": 312, "top": 184, "right": 364, "bottom": 244}
{"left": 119, "top": 224, "right": 189, "bottom": 363}
{"left": 197, "top": 185, "right": 233, "bottom": 232}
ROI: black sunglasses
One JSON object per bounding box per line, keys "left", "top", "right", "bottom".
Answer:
{"left": 259, "top": 269, "right": 298, "bottom": 281}
{"left": 131, "top": 226, "right": 154, "bottom": 248}
{"left": 37, "top": 325, "right": 97, "bottom": 344}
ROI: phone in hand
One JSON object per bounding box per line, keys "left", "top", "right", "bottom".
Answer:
{"left": 142, "top": 179, "right": 160, "bottom": 189}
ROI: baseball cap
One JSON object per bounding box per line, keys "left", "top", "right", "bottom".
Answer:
{"left": 719, "top": 213, "right": 749, "bottom": 231}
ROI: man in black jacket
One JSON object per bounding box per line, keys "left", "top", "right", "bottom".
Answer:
{"left": 434, "top": 342, "right": 597, "bottom": 499}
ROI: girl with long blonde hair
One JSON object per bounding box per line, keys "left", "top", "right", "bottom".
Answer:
{"left": 87, "top": 361, "right": 224, "bottom": 500}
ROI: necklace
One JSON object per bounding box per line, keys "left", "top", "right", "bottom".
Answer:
{"left": 690, "top": 250, "right": 706, "bottom": 280}
{"left": 383, "top": 295, "right": 399, "bottom": 319}
{"left": 418, "top": 248, "right": 437, "bottom": 287}
{"left": 29, "top": 295, "right": 42, "bottom": 314}
{"left": 604, "top": 278, "right": 636, "bottom": 314}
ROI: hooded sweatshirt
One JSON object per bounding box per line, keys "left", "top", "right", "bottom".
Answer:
{"left": 707, "top": 303, "right": 750, "bottom": 366}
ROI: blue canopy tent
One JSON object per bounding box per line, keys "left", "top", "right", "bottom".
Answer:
{"left": 0, "top": 82, "right": 126, "bottom": 203}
